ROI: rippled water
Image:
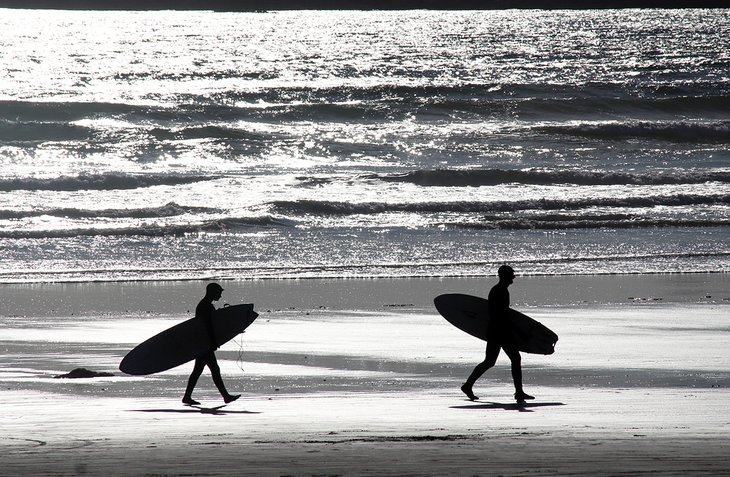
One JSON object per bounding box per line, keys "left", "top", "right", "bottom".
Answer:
{"left": 1, "top": 8, "right": 728, "bottom": 282}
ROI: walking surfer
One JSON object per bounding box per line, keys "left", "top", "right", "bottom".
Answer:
{"left": 182, "top": 283, "right": 240, "bottom": 405}
{"left": 460, "top": 265, "right": 535, "bottom": 403}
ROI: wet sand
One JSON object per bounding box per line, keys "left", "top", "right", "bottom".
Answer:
{"left": 1, "top": 275, "right": 729, "bottom": 476}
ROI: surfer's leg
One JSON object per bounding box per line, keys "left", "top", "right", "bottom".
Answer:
{"left": 205, "top": 353, "right": 240, "bottom": 403}
{"left": 205, "top": 353, "right": 227, "bottom": 395}
{"left": 183, "top": 358, "right": 206, "bottom": 404}
{"left": 462, "top": 341, "right": 501, "bottom": 399}
{"left": 504, "top": 345, "right": 523, "bottom": 392}
{"left": 503, "top": 346, "right": 534, "bottom": 402}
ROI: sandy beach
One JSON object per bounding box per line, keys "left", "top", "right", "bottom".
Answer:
{"left": 1, "top": 275, "right": 729, "bottom": 476}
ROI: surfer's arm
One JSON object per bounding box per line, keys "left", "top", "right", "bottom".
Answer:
{"left": 203, "top": 315, "right": 218, "bottom": 351}
{"left": 199, "top": 304, "right": 218, "bottom": 352}
{"left": 195, "top": 300, "right": 219, "bottom": 352}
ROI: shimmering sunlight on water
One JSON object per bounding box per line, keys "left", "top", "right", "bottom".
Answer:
{"left": 1, "top": 9, "right": 728, "bottom": 282}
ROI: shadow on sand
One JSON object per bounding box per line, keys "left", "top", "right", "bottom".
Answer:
{"left": 132, "top": 405, "right": 261, "bottom": 415}
{"left": 451, "top": 401, "right": 565, "bottom": 413}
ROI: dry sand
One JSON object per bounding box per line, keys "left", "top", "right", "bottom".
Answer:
{"left": 1, "top": 275, "right": 729, "bottom": 476}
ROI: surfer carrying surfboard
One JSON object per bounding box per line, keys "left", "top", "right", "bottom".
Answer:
{"left": 460, "top": 265, "right": 535, "bottom": 403}
{"left": 182, "top": 283, "right": 241, "bottom": 405}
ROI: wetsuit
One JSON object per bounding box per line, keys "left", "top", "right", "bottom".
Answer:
{"left": 183, "top": 299, "right": 229, "bottom": 399}
{"left": 486, "top": 282, "right": 517, "bottom": 347}
{"left": 463, "top": 282, "right": 523, "bottom": 391}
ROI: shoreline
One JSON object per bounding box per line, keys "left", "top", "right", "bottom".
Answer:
{"left": 1, "top": 273, "right": 728, "bottom": 318}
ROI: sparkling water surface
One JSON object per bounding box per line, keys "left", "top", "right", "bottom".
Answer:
{"left": 1, "top": 9, "right": 728, "bottom": 282}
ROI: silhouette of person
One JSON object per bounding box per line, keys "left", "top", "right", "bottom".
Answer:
{"left": 182, "top": 283, "right": 240, "bottom": 405}
{"left": 460, "top": 265, "right": 535, "bottom": 403}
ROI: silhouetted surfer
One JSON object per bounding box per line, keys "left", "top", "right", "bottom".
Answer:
{"left": 182, "top": 283, "right": 240, "bottom": 405}
{"left": 461, "top": 265, "right": 535, "bottom": 403}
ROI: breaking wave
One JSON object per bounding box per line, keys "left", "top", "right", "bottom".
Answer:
{"left": 0, "top": 173, "right": 218, "bottom": 192}
{"left": 148, "top": 125, "right": 273, "bottom": 142}
{"left": 0, "top": 215, "right": 289, "bottom": 239}
{"left": 445, "top": 216, "right": 730, "bottom": 231}
{"left": 271, "top": 193, "right": 730, "bottom": 216}
{"left": 367, "top": 169, "right": 730, "bottom": 187}
{"left": 0, "top": 202, "right": 219, "bottom": 220}
{"left": 0, "top": 119, "right": 94, "bottom": 142}
{"left": 8, "top": 89, "right": 730, "bottom": 132}
{"left": 538, "top": 121, "right": 730, "bottom": 143}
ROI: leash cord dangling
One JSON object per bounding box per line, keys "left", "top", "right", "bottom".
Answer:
{"left": 232, "top": 333, "right": 246, "bottom": 372}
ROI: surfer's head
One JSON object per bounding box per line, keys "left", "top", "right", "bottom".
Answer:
{"left": 206, "top": 282, "right": 224, "bottom": 300}
{"left": 497, "top": 265, "right": 515, "bottom": 284}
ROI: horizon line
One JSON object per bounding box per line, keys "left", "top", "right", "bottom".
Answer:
{"left": 1, "top": 0, "right": 728, "bottom": 11}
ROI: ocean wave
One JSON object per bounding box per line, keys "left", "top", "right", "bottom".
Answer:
{"left": 445, "top": 217, "right": 730, "bottom": 231}
{"left": 5, "top": 80, "right": 730, "bottom": 123}
{"left": 5, "top": 90, "right": 730, "bottom": 132}
{"left": 503, "top": 96, "right": 730, "bottom": 119}
{"left": 208, "top": 82, "right": 730, "bottom": 105}
{"left": 148, "top": 125, "right": 274, "bottom": 142}
{"left": 367, "top": 169, "right": 730, "bottom": 187}
{"left": 110, "top": 69, "right": 277, "bottom": 83}
{"left": 538, "top": 121, "right": 730, "bottom": 143}
{"left": 0, "top": 173, "right": 218, "bottom": 192}
{"left": 0, "top": 100, "right": 140, "bottom": 123}
{"left": 0, "top": 202, "right": 219, "bottom": 220}
{"left": 192, "top": 84, "right": 730, "bottom": 120}
{"left": 271, "top": 194, "right": 730, "bottom": 216}
{"left": 0, "top": 119, "right": 94, "bottom": 142}
{"left": 0, "top": 215, "right": 289, "bottom": 239}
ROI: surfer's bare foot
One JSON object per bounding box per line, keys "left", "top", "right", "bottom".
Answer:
{"left": 461, "top": 384, "right": 478, "bottom": 401}
{"left": 514, "top": 392, "right": 535, "bottom": 403}
{"left": 224, "top": 394, "right": 240, "bottom": 404}
{"left": 182, "top": 397, "right": 200, "bottom": 405}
